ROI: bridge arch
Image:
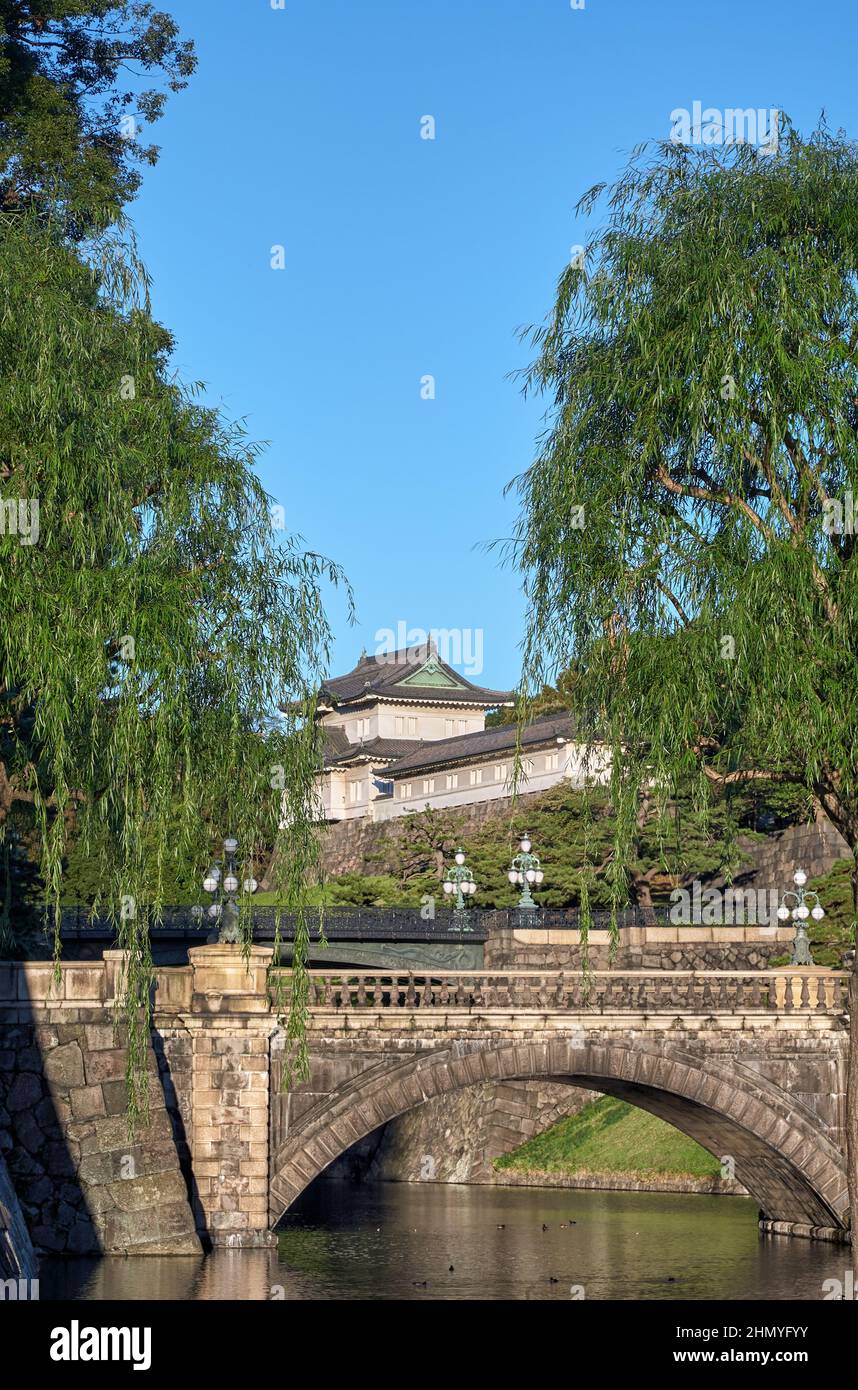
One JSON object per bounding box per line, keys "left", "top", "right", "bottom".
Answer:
{"left": 269, "top": 1037, "right": 848, "bottom": 1232}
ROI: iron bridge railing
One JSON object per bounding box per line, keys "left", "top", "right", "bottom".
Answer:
{"left": 58, "top": 904, "right": 671, "bottom": 944}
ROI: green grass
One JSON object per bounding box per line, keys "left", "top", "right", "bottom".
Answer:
{"left": 494, "top": 1096, "right": 722, "bottom": 1180}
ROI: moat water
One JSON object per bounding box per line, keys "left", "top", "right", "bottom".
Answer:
{"left": 39, "top": 1184, "right": 847, "bottom": 1301}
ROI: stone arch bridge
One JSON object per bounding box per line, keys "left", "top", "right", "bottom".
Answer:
{"left": 159, "top": 948, "right": 849, "bottom": 1246}
{"left": 0, "top": 949, "right": 850, "bottom": 1255}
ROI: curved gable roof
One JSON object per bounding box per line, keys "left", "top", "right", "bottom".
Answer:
{"left": 318, "top": 641, "right": 514, "bottom": 709}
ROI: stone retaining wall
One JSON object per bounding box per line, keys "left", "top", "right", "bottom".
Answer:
{"left": 316, "top": 799, "right": 849, "bottom": 887}
{"left": 0, "top": 958, "right": 200, "bottom": 1258}
{"left": 489, "top": 1169, "right": 747, "bottom": 1197}
{"left": 316, "top": 789, "right": 548, "bottom": 878}
{"left": 484, "top": 925, "right": 796, "bottom": 970}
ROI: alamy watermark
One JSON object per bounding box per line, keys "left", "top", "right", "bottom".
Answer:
{"left": 50, "top": 1321, "right": 151, "bottom": 1370}
{"left": 1, "top": 1276, "right": 39, "bottom": 1300}
{"left": 822, "top": 1271, "right": 857, "bottom": 1300}
{"left": 0, "top": 497, "right": 39, "bottom": 546}
{"left": 373, "top": 622, "right": 484, "bottom": 677}
{"left": 823, "top": 492, "right": 858, "bottom": 536}
{"left": 669, "top": 880, "right": 781, "bottom": 927}
{"left": 670, "top": 104, "right": 780, "bottom": 154}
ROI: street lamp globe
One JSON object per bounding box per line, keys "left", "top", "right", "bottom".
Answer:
{"left": 777, "top": 865, "right": 822, "bottom": 966}
{"left": 508, "top": 835, "right": 544, "bottom": 912}
{"left": 202, "top": 834, "right": 254, "bottom": 945}
{"left": 444, "top": 847, "right": 477, "bottom": 932}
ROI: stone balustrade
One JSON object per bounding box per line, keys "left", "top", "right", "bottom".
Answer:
{"left": 278, "top": 968, "right": 847, "bottom": 1016}
{"left": 1, "top": 961, "right": 846, "bottom": 1021}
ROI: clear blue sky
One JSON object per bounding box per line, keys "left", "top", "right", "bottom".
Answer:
{"left": 129, "top": 0, "right": 858, "bottom": 691}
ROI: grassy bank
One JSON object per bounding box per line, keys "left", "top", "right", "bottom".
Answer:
{"left": 494, "top": 1096, "right": 721, "bottom": 1181}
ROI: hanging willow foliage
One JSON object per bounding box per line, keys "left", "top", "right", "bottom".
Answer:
{"left": 0, "top": 209, "right": 350, "bottom": 1126}
{"left": 509, "top": 120, "right": 858, "bottom": 1250}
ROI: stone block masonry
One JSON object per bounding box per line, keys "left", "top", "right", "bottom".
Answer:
{"left": 314, "top": 793, "right": 849, "bottom": 887}
{"left": 484, "top": 924, "right": 796, "bottom": 971}
{"left": 159, "top": 946, "right": 278, "bottom": 1249}
{"left": 324, "top": 1079, "right": 596, "bottom": 1185}
{"left": 314, "top": 787, "right": 550, "bottom": 878}
{"left": 0, "top": 955, "right": 201, "bottom": 1257}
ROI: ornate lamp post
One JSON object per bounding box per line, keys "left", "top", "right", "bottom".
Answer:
{"left": 443, "top": 848, "right": 477, "bottom": 932}
{"left": 776, "top": 866, "right": 824, "bottom": 966}
{"left": 508, "top": 832, "right": 544, "bottom": 912}
{"left": 202, "top": 836, "right": 258, "bottom": 945}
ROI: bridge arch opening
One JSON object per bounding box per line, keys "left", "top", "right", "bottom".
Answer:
{"left": 269, "top": 1038, "right": 848, "bottom": 1235}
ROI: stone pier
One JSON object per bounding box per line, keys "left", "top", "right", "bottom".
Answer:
{"left": 180, "top": 946, "right": 276, "bottom": 1248}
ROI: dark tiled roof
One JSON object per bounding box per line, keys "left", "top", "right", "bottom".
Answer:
{"left": 320, "top": 726, "right": 350, "bottom": 760}
{"left": 318, "top": 641, "right": 513, "bottom": 709}
{"left": 378, "top": 713, "right": 577, "bottom": 777}
{"left": 322, "top": 733, "right": 424, "bottom": 768}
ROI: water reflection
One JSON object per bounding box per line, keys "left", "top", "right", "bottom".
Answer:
{"left": 39, "top": 1182, "right": 847, "bottom": 1301}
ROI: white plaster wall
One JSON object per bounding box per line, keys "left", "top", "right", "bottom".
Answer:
{"left": 375, "top": 704, "right": 485, "bottom": 741}
{"left": 370, "top": 745, "right": 611, "bottom": 823}
{"left": 320, "top": 702, "right": 486, "bottom": 746}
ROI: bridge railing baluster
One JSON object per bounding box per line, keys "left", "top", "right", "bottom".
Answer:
{"left": 299, "top": 966, "right": 846, "bottom": 1020}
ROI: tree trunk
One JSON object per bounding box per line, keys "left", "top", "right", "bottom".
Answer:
{"left": 629, "top": 869, "right": 657, "bottom": 925}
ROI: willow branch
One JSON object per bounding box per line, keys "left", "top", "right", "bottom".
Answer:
{"left": 655, "top": 464, "right": 775, "bottom": 541}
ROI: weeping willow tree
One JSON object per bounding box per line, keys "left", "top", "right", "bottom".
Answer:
{"left": 0, "top": 209, "right": 349, "bottom": 1122}
{"left": 509, "top": 121, "right": 858, "bottom": 1251}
